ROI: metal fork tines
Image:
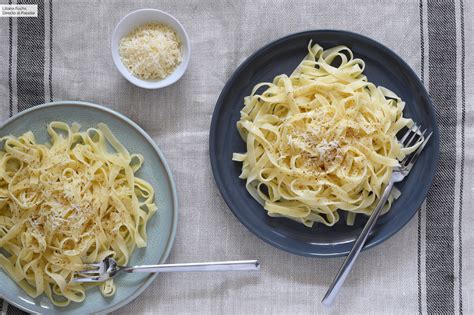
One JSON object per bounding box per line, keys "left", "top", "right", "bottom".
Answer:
{"left": 321, "top": 123, "right": 433, "bottom": 307}
{"left": 73, "top": 257, "right": 260, "bottom": 283}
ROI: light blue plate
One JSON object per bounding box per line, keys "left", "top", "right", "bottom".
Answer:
{"left": 0, "top": 101, "right": 178, "bottom": 314}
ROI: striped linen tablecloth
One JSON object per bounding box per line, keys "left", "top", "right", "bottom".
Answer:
{"left": 0, "top": 0, "right": 472, "bottom": 314}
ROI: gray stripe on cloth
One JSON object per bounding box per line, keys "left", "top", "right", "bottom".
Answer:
{"left": 417, "top": 0, "right": 424, "bottom": 314}
{"left": 8, "top": 0, "right": 13, "bottom": 116}
{"left": 458, "top": 0, "right": 466, "bottom": 312}
{"left": 425, "top": 0, "right": 457, "bottom": 313}
{"left": 6, "top": 306, "right": 28, "bottom": 315}
{"left": 48, "top": 0, "right": 53, "bottom": 102}
{"left": 16, "top": 0, "right": 45, "bottom": 111}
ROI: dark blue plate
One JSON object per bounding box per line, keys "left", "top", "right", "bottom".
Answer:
{"left": 209, "top": 30, "right": 439, "bottom": 257}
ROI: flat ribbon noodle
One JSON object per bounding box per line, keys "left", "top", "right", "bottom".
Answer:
{"left": 233, "top": 42, "right": 420, "bottom": 227}
{"left": 0, "top": 122, "right": 157, "bottom": 306}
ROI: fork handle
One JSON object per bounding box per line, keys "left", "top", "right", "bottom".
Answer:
{"left": 321, "top": 180, "right": 395, "bottom": 307}
{"left": 124, "top": 260, "right": 260, "bottom": 273}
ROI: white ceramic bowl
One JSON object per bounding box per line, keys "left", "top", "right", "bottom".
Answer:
{"left": 111, "top": 9, "right": 190, "bottom": 89}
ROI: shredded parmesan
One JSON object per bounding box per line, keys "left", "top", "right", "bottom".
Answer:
{"left": 119, "top": 22, "right": 182, "bottom": 80}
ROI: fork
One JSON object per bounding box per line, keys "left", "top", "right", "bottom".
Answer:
{"left": 321, "top": 124, "right": 433, "bottom": 307}
{"left": 72, "top": 257, "right": 260, "bottom": 283}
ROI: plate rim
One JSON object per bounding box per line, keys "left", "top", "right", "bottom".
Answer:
{"left": 0, "top": 101, "right": 178, "bottom": 314}
{"left": 209, "top": 29, "right": 440, "bottom": 258}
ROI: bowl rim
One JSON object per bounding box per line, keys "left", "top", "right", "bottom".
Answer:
{"left": 209, "top": 29, "right": 440, "bottom": 258}
{"left": 0, "top": 101, "right": 178, "bottom": 314}
{"left": 111, "top": 8, "right": 191, "bottom": 89}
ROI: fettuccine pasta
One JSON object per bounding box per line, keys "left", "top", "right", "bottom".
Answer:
{"left": 0, "top": 122, "right": 156, "bottom": 306}
{"left": 233, "top": 43, "right": 417, "bottom": 227}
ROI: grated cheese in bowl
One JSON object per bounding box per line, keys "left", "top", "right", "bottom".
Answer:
{"left": 119, "top": 22, "right": 182, "bottom": 80}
